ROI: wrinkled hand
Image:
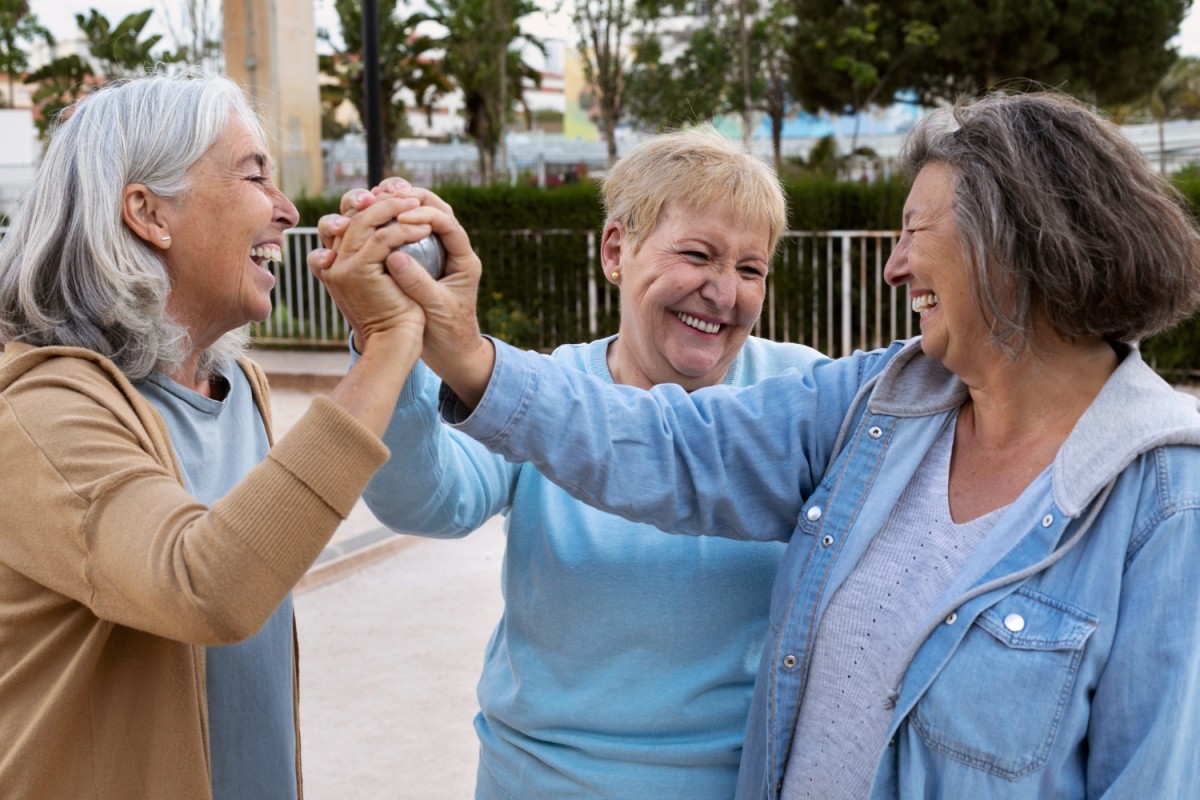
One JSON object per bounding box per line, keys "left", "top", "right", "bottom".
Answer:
{"left": 308, "top": 190, "right": 429, "bottom": 349}
{"left": 307, "top": 178, "right": 493, "bottom": 404}
{"left": 379, "top": 189, "right": 485, "bottom": 375}
{"left": 306, "top": 177, "right": 415, "bottom": 272}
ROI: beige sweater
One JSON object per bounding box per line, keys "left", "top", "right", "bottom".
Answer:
{"left": 0, "top": 343, "right": 388, "bottom": 798}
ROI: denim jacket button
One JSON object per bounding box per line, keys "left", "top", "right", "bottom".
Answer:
{"left": 806, "top": 506, "right": 823, "bottom": 522}
{"left": 783, "top": 654, "right": 798, "bottom": 669}
{"left": 944, "top": 611, "right": 957, "bottom": 625}
{"left": 868, "top": 426, "right": 883, "bottom": 439}
{"left": 1042, "top": 514, "right": 1054, "bottom": 527}
{"left": 1004, "top": 613, "right": 1026, "bottom": 632}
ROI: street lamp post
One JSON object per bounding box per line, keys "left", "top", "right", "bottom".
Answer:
{"left": 362, "top": 0, "right": 384, "bottom": 186}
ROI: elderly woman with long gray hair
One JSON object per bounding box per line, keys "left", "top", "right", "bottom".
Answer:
{"left": 0, "top": 68, "right": 428, "bottom": 798}
{"left": 369, "top": 89, "right": 1200, "bottom": 798}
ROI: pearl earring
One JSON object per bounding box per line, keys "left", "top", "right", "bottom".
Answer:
{"left": 610, "top": 270, "right": 620, "bottom": 281}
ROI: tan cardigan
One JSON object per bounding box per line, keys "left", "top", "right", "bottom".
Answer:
{"left": 0, "top": 343, "right": 388, "bottom": 798}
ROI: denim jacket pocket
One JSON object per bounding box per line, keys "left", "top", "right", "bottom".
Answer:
{"left": 910, "top": 587, "right": 1098, "bottom": 780}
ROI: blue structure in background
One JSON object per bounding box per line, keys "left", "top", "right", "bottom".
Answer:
{"left": 755, "top": 91, "right": 925, "bottom": 140}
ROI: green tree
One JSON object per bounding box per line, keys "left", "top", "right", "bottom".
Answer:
{"left": 789, "top": 0, "right": 1189, "bottom": 126}
{"left": 25, "top": 9, "right": 167, "bottom": 139}
{"left": 160, "top": 0, "right": 222, "bottom": 70}
{"left": 1108, "top": 56, "right": 1200, "bottom": 173}
{"left": 789, "top": 1, "right": 935, "bottom": 160}
{"left": 74, "top": 8, "right": 164, "bottom": 79}
{"left": 624, "top": 18, "right": 731, "bottom": 131}
{"left": 428, "top": 0, "right": 543, "bottom": 183}
{"left": 0, "top": 0, "right": 51, "bottom": 108}
{"left": 320, "top": 0, "right": 450, "bottom": 176}
{"left": 574, "top": 0, "right": 634, "bottom": 164}
{"left": 753, "top": 4, "right": 795, "bottom": 173}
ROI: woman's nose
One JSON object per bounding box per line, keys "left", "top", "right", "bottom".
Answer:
{"left": 275, "top": 190, "right": 300, "bottom": 230}
{"left": 883, "top": 237, "right": 909, "bottom": 287}
{"left": 701, "top": 269, "right": 737, "bottom": 309}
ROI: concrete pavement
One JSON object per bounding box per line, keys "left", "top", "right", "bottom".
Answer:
{"left": 255, "top": 349, "right": 505, "bottom": 798}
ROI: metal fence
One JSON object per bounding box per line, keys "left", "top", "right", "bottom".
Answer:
{"left": 0, "top": 226, "right": 912, "bottom": 355}
{"left": 255, "top": 228, "right": 912, "bottom": 356}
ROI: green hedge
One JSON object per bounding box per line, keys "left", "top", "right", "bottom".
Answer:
{"left": 293, "top": 176, "right": 911, "bottom": 233}
{"left": 291, "top": 176, "right": 1198, "bottom": 378}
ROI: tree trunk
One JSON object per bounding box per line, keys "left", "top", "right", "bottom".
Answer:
{"left": 494, "top": 0, "right": 508, "bottom": 185}
{"left": 739, "top": 0, "right": 752, "bottom": 147}
{"left": 772, "top": 111, "right": 783, "bottom": 175}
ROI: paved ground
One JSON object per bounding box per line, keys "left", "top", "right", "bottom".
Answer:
{"left": 254, "top": 349, "right": 505, "bottom": 799}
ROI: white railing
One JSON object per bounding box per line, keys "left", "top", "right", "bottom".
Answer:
{"left": 0, "top": 226, "right": 912, "bottom": 356}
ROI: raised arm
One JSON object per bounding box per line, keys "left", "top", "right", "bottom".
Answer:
{"left": 437, "top": 337, "right": 873, "bottom": 542}
{"left": 310, "top": 183, "right": 517, "bottom": 537}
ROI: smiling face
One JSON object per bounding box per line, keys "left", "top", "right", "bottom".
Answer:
{"left": 160, "top": 116, "right": 299, "bottom": 351}
{"left": 884, "top": 162, "right": 997, "bottom": 376}
{"left": 606, "top": 201, "right": 770, "bottom": 391}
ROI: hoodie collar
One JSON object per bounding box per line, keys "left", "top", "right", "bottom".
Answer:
{"left": 867, "top": 338, "right": 1200, "bottom": 518}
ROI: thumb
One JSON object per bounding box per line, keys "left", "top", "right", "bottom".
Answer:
{"left": 384, "top": 250, "right": 439, "bottom": 307}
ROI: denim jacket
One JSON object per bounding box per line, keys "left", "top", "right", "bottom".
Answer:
{"left": 446, "top": 337, "right": 1200, "bottom": 799}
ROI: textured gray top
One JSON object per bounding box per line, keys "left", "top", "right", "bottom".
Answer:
{"left": 782, "top": 415, "right": 1005, "bottom": 799}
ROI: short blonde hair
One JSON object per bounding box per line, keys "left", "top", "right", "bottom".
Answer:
{"left": 601, "top": 125, "right": 788, "bottom": 257}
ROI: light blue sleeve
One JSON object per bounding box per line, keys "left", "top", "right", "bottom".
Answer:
{"left": 364, "top": 359, "right": 520, "bottom": 538}
{"left": 446, "top": 339, "right": 886, "bottom": 542}
{"left": 1086, "top": 504, "right": 1200, "bottom": 797}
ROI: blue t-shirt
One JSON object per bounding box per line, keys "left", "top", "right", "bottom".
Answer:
{"left": 140, "top": 366, "right": 297, "bottom": 800}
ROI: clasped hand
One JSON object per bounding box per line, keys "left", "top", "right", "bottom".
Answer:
{"left": 307, "top": 179, "right": 488, "bottom": 387}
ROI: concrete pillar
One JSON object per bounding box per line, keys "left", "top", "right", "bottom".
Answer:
{"left": 223, "top": 0, "right": 324, "bottom": 198}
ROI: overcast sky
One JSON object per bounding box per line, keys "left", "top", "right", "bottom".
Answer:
{"left": 32, "top": 0, "right": 572, "bottom": 47}
{"left": 31, "top": 0, "right": 1200, "bottom": 59}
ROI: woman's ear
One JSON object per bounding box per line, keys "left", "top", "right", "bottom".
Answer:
{"left": 601, "top": 220, "right": 624, "bottom": 284}
{"left": 121, "top": 184, "right": 172, "bottom": 249}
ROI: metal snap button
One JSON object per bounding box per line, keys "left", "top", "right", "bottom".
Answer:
{"left": 1042, "top": 514, "right": 1054, "bottom": 528}
{"left": 868, "top": 426, "right": 883, "bottom": 439}
{"left": 944, "top": 612, "right": 957, "bottom": 625}
{"left": 783, "top": 654, "right": 798, "bottom": 669}
{"left": 821, "top": 535, "right": 834, "bottom": 548}
{"left": 1004, "top": 613, "right": 1026, "bottom": 633}
{"left": 806, "top": 506, "right": 823, "bottom": 522}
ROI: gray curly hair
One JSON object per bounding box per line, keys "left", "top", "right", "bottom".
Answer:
{"left": 900, "top": 89, "right": 1200, "bottom": 355}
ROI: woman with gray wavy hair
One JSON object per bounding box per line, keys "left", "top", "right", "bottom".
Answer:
{"left": 386, "top": 89, "right": 1200, "bottom": 797}
{"left": 0, "top": 68, "right": 428, "bottom": 798}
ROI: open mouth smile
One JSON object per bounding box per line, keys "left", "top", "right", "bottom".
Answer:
{"left": 675, "top": 311, "right": 722, "bottom": 334}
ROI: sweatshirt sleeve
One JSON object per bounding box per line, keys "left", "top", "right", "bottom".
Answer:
{"left": 0, "top": 371, "right": 388, "bottom": 645}
{"left": 443, "top": 338, "right": 868, "bottom": 542}
{"left": 362, "top": 359, "right": 520, "bottom": 538}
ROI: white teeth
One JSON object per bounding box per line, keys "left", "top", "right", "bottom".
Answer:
{"left": 676, "top": 312, "right": 721, "bottom": 334}
{"left": 251, "top": 245, "right": 282, "bottom": 264}
{"left": 912, "top": 293, "right": 939, "bottom": 314}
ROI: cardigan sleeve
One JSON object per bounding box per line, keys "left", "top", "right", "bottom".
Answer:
{"left": 0, "top": 360, "right": 388, "bottom": 644}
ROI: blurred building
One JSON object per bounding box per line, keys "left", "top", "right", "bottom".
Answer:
{"left": 224, "top": 0, "right": 325, "bottom": 197}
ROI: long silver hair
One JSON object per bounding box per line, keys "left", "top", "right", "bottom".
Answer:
{"left": 0, "top": 66, "right": 268, "bottom": 380}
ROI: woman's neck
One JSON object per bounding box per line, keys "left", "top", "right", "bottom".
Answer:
{"left": 960, "top": 336, "right": 1119, "bottom": 448}
{"left": 167, "top": 352, "right": 226, "bottom": 399}
{"left": 948, "top": 336, "right": 1119, "bottom": 522}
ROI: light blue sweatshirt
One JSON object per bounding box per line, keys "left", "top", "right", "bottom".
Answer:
{"left": 363, "top": 335, "right": 823, "bottom": 798}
